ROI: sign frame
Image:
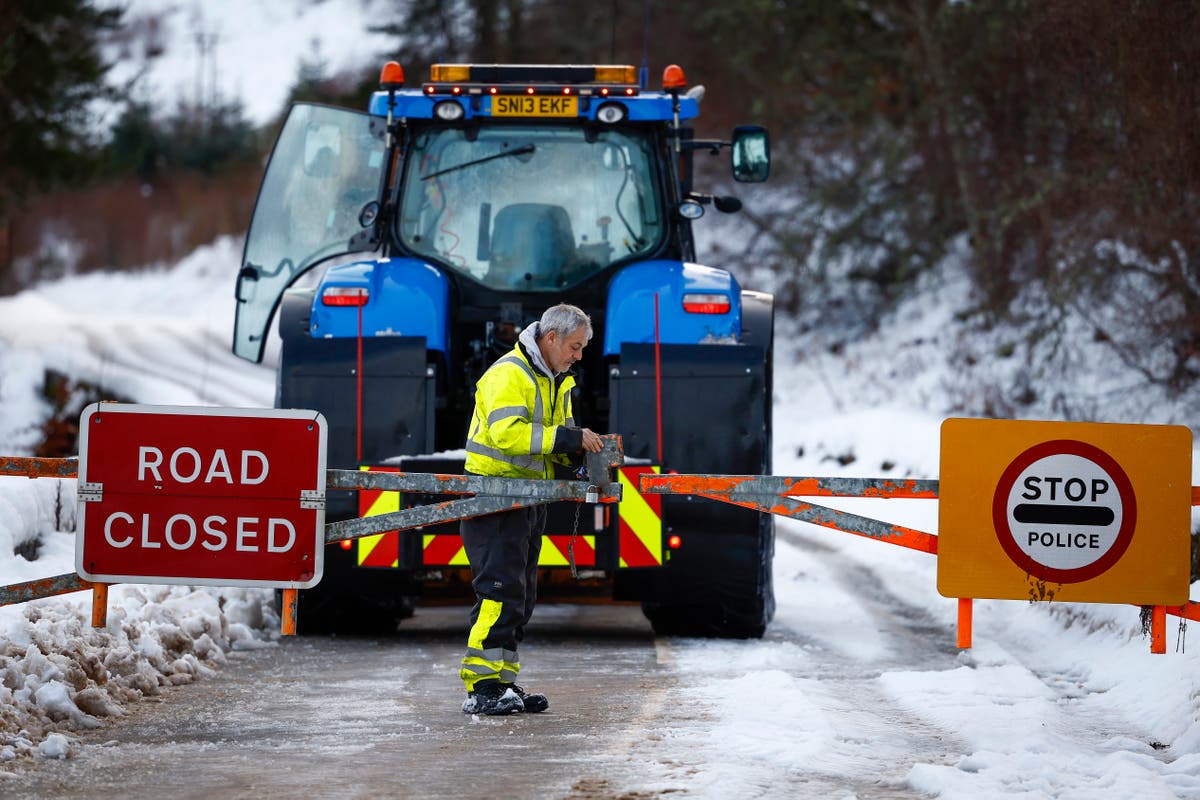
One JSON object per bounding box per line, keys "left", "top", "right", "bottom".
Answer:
{"left": 938, "top": 418, "right": 1192, "bottom": 605}
{"left": 76, "top": 404, "right": 327, "bottom": 590}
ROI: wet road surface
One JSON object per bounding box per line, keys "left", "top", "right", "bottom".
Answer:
{"left": 3, "top": 530, "right": 965, "bottom": 800}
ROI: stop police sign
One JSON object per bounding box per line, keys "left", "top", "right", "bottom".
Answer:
{"left": 993, "top": 439, "right": 1136, "bottom": 584}
{"left": 939, "top": 418, "right": 1192, "bottom": 605}
{"left": 76, "top": 404, "right": 327, "bottom": 589}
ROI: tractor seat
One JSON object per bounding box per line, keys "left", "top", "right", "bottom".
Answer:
{"left": 487, "top": 203, "right": 576, "bottom": 288}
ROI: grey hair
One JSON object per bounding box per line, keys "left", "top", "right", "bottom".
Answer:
{"left": 538, "top": 303, "right": 593, "bottom": 342}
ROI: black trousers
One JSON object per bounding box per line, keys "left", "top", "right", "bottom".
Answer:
{"left": 458, "top": 504, "right": 547, "bottom": 690}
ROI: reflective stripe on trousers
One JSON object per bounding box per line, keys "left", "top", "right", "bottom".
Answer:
{"left": 460, "top": 599, "right": 520, "bottom": 689}
{"left": 459, "top": 504, "right": 546, "bottom": 691}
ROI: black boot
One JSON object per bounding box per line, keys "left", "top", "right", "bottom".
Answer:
{"left": 505, "top": 683, "right": 548, "bottom": 713}
{"left": 462, "top": 680, "right": 524, "bottom": 715}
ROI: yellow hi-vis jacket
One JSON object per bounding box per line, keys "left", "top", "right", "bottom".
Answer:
{"left": 464, "top": 337, "right": 577, "bottom": 479}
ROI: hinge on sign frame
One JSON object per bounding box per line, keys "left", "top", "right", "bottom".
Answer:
{"left": 78, "top": 482, "right": 103, "bottom": 503}
{"left": 300, "top": 489, "right": 325, "bottom": 510}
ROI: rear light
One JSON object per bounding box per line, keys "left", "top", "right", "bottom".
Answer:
{"left": 681, "top": 293, "right": 730, "bottom": 314}
{"left": 321, "top": 286, "right": 369, "bottom": 306}
{"left": 340, "top": 539, "right": 353, "bottom": 550}
{"left": 667, "top": 535, "right": 682, "bottom": 549}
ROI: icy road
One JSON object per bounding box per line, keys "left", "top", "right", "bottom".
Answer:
{"left": 5, "top": 527, "right": 963, "bottom": 800}
{"left": 6, "top": 523, "right": 1188, "bottom": 799}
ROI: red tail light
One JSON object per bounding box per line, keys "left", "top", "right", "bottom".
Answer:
{"left": 681, "top": 293, "right": 730, "bottom": 314}
{"left": 667, "top": 535, "right": 682, "bottom": 549}
{"left": 322, "top": 287, "right": 369, "bottom": 306}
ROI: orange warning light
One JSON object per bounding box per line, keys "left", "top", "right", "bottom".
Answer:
{"left": 662, "top": 64, "right": 686, "bottom": 90}
{"left": 380, "top": 61, "right": 405, "bottom": 87}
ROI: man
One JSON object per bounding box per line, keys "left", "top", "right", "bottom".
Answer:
{"left": 459, "top": 303, "right": 604, "bottom": 715}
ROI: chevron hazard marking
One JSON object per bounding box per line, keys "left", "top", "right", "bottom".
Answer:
{"left": 357, "top": 467, "right": 400, "bottom": 568}
{"left": 617, "top": 466, "right": 662, "bottom": 567}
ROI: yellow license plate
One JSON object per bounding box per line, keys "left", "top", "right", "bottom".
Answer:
{"left": 491, "top": 95, "right": 578, "bottom": 118}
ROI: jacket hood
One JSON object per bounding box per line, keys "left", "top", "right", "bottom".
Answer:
{"left": 518, "top": 323, "right": 557, "bottom": 378}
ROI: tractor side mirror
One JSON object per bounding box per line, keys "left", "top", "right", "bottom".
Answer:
{"left": 731, "top": 125, "right": 770, "bottom": 183}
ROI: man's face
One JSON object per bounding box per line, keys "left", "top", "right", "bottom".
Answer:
{"left": 541, "top": 326, "right": 589, "bottom": 374}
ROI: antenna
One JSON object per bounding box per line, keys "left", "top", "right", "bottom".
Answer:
{"left": 639, "top": 0, "right": 650, "bottom": 89}
{"left": 611, "top": 0, "right": 618, "bottom": 63}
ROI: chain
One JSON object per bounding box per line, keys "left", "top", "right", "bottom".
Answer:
{"left": 568, "top": 501, "right": 582, "bottom": 579}
{"left": 1178, "top": 617, "right": 1188, "bottom": 654}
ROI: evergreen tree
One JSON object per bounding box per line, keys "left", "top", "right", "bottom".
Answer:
{"left": 0, "top": 0, "right": 124, "bottom": 221}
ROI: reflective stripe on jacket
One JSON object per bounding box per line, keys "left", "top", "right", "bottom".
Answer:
{"left": 464, "top": 340, "right": 575, "bottom": 479}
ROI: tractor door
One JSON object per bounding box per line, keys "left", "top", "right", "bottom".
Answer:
{"left": 233, "top": 103, "right": 387, "bottom": 362}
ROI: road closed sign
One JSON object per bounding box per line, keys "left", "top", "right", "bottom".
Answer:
{"left": 939, "top": 418, "right": 1192, "bottom": 605}
{"left": 76, "top": 404, "right": 327, "bottom": 589}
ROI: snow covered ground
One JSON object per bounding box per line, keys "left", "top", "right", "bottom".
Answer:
{"left": 106, "top": 0, "right": 396, "bottom": 127}
{"left": 0, "top": 236, "right": 1198, "bottom": 797}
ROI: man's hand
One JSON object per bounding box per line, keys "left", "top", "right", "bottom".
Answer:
{"left": 580, "top": 428, "right": 604, "bottom": 453}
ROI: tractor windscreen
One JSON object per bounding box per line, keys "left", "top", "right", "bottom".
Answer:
{"left": 398, "top": 124, "right": 665, "bottom": 290}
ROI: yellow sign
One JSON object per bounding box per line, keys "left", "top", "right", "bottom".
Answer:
{"left": 938, "top": 418, "right": 1192, "bottom": 605}
{"left": 491, "top": 95, "right": 578, "bottom": 117}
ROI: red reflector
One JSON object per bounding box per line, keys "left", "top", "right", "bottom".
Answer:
{"left": 340, "top": 540, "right": 353, "bottom": 550}
{"left": 681, "top": 293, "right": 730, "bottom": 314}
{"left": 668, "top": 535, "right": 682, "bottom": 549}
{"left": 322, "top": 286, "right": 369, "bottom": 306}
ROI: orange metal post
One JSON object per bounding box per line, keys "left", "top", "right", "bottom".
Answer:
{"left": 957, "top": 598, "right": 973, "bottom": 649}
{"left": 281, "top": 589, "right": 298, "bottom": 636}
{"left": 91, "top": 583, "right": 108, "bottom": 628}
{"left": 1151, "top": 605, "right": 1166, "bottom": 654}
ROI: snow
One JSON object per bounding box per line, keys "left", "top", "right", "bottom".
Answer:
{"left": 1, "top": 2, "right": 1199, "bottom": 793}
{"left": 106, "top": 0, "right": 396, "bottom": 127}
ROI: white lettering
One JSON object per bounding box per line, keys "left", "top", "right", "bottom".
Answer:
{"left": 202, "top": 516, "right": 228, "bottom": 551}
{"left": 104, "top": 512, "right": 135, "bottom": 548}
{"left": 267, "top": 518, "right": 296, "bottom": 553}
{"left": 241, "top": 450, "right": 269, "bottom": 485}
{"left": 165, "top": 514, "right": 197, "bottom": 550}
{"left": 204, "top": 449, "right": 234, "bottom": 484}
{"left": 236, "top": 517, "right": 259, "bottom": 552}
{"left": 140, "top": 513, "right": 160, "bottom": 549}
{"left": 170, "top": 447, "right": 202, "bottom": 483}
{"left": 138, "top": 447, "right": 163, "bottom": 481}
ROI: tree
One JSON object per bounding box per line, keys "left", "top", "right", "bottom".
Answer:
{"left": 0, "top": 1, "right": 124, "bottom": 221}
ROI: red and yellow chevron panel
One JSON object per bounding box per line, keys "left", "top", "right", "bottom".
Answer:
{"left": 422, "top": 534, "right": 469, "bottom": 565}
{"left": 419, "top": 534, "right": 597, "bottom": 567}
{"left": 617, "top": 465, "right": 663, "bottom": 567}
{"left": 539, "top": 535, "right": 596, "bottom": 567}
{"left": 357, "top": 466, "right": 400, "bottom": 568}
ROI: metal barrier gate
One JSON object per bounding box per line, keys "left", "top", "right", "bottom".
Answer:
{"left": 3, "top": 449, "right": 1198, "bottom": 651}
{"left": 0, "top": 439, "right": 623, "bottom": 634}
{"left": 639, "top": 472, "right": 1200, "bottom": 653}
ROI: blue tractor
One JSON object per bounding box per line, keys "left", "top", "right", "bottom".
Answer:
{"left": 232, "top": 62, "right": 774, "bottom": 636}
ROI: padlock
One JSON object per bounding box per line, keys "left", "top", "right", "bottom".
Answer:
{"left": 585, "top": 485, "right": 599, "bottom": 504}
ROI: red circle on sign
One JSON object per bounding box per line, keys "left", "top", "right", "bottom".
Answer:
{"left": 991, "top": 439, "right": 1137, "bottom": 584}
